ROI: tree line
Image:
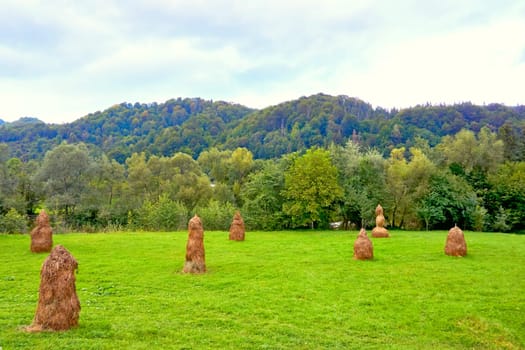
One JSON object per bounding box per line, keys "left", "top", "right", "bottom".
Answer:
{"left": 1, "top": 126, "right": 524, "bottom": 233}
{"left": 1, "top": 94, "right": 524, "bottom": 163}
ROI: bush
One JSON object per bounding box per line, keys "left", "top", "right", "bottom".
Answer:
{"left": 195, "top": 200, "right": 236, "bottom": 230}
{"left": 132, "top": 195, "right": 188, "bottom": 231}
{"left": 472, "top": 205, "right": 487, "bottom": 232}
{"left": 491, "top": 206, "right": 511, "bottom": 232}
{"left": 0, "top": 208, "right": 28, "bottom": 234}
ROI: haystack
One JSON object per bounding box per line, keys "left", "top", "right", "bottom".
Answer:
{"left": 353, "top": 228, "right": 373, "bottom": 260}
{"left": 229, "top": 211, "right": 245, "bottom": 241}
{"left": 372, "top": 204, "right": 390, "bottom": 238}
{"left": 27, "top": 245, "right": 80, "bottom": 332}
{"left": 445, "top": 225, "right": 467, "bottom": 257}
{"left": 183, "top": 214, "right": 206, "bottom": 273}
{"left": 30, "top": 210, "right": 53, "bottom": 253}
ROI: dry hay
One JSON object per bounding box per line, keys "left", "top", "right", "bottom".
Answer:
{"left": 229, "top": 210, "right": 245, "bottom": 241}
{"left": 372, "top": 204, "right": 390, "bottom": 238}
{"left": 353, "top": 228, "right": 373, "bottom": 260}
{"left": 183, "top": 214, "right": 206, "bottom": 273}
{"left": 445, "top": 225, "right": 467, "bottom": 257}
{"left": 375, "top": 213, "right": 385, "bottom": 228}
{"left": 26, "top": 245, "right": 80, "bottom": 332}
{"left": 30, "top": 210, "right": 53, "bottom": 253}
{"left": 372, "top": 226, "right": 390, "bottom": 238}
{"left": 375, "top": 204, "right": 384, "bottom": 217}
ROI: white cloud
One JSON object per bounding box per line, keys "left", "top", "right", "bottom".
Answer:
{"left": 0, "top": 0, "right": 524, "bottom": 123}
{"left": 331, "top": 16, "right": 525, "bottom": 109}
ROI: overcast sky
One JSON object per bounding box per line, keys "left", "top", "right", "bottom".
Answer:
{"left": 1, "top": 0, "right": 524, "bottom": 124}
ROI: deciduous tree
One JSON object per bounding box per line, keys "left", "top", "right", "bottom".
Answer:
{"left": 283, "top": 148, "right": 342, "bottom": 228}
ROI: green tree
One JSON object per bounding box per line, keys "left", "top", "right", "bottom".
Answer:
{"left": 487, "top": 161, "right": 525, "bottom": 231}
{"left": 283, "top": 148, "right": 342, "bottom": 229}
{"left": 84, "top": 155, "right": 127, "bottom": 226}
{"left": 197, "top": 147, "right": 231, "bottom": 184}
{"left": 167, "top": 152, "right": 212, "bottom": 211}
{"left": 498, "top": 122, "right": 522, "bottom": 161}
{"left": 416, "top": 170, "right": 478, "bottom": 230}
{"left": 133, "top": 194, "right": 188, "bottom": 231}
{"left": 228, "top": 147, "right": 254, "bottom": 183}
{"left": 330, "top": 141, "right": 387, "bottom": 228}
{"left": 0, "top": 155, "right": 40, "bottom": 216}
{"left": 0, "top": 208, "right": 27, "bottom": 234}
{"left": 228, "top": 147, "right": 254, "bottom": 206}
{"left": 241, "top": 160, "right": 286, "bottom": 230}
{"left": 0, "top": 144, "right": 11, "bottom": 214}
{"left": 386, "top": 147, "right": 435, "bottom": 228}
{"left": 36, "top": 142, "right": 92, "bottom": 216}
{"left": 195, "top": 200, "right": 236, "bottom": 230}
{"left": 437, "top": 127, "right": 504, "bottom": 174}
{"left": 125, "top": 152, "right": 154, "bottom": 208}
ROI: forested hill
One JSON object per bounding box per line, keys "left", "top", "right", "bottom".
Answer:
{"left": 0, "top": 98, "right": 254, "bottom": 162}
{"left": 1, "top": 94, "right": 524, "bottom": 161}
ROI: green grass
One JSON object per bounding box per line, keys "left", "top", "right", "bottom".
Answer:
{"left": 0, "top": 230, "right": 524, "bottom": 349}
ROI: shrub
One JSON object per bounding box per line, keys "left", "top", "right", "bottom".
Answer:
{"left": 491, "top": 206, "right": 511, "bottom": 232}
{"left": 195, "top": 200, "right": 236, "bottom": 230}
{"left": 472, "top": 205, "right": 487, "bottom": 232}
{"left": 133, "top": 195, "right": 188, "bottom": 231}
{"left": 0, "top": 208, "right": 28, "bottom": 234}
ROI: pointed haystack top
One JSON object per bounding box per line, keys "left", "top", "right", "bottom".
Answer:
{"left": 189, "top": 214, "right": 203, "bottom": 232}
{"left": 375, "top": 204, "right": 384, "bottom": 217}
{"left": 36, "top": 210, "right": 50, "bottom": 226}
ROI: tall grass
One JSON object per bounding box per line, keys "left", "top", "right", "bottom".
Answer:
{"left": 0, "top": 230, "right": 524, "bottom": 349}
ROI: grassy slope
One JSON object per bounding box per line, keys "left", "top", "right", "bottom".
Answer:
{"left": 0, "top": 230, "right": 524, "bottom": 350}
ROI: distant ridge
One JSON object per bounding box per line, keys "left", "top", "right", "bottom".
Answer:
{"left": 0, "top": 94, "right": 523, "bottom": 161}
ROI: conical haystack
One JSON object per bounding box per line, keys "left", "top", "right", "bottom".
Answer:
{"left": 445, "top": 225, "right": 467, "bottom": 257}
{"left": 353, "top": 228, "right": 373, "bottom": 260}
{"left": 183, "top": 214, "right": 206, "bottom": 273}
{"left": 30, "top": 210, "right": 53, "bottom": 253}
{"left": 372, "top": 204, "right": 390, "bottom": 238}
{"left": 26, "top": 245, "right": 80, "bottom": 332}
{"left": 229, "top": 211, "right": 245, "bottom": 241}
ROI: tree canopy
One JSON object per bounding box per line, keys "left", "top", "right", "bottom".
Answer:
{"left": 0, "top": 94, "right": 524, "bottom": 233}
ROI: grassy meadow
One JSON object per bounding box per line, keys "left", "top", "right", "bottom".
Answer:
{"left": 0, "top": 230, "right": 524, "bottom": 349}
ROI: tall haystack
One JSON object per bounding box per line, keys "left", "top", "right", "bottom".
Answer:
{"left": 372, "top": 204, "right": 390, "bottom": 238}
{"left": 229, "top": 211, "right": 245, "bottom": 241}
{"left": 445, "top": 225, "right": 467, "bottom": 257}
{"left": 27, "top": 245, "right": 80, "bottom": 332}
{"left": 30, "top": 210, "right": 53, "bottom": 253}
{"left": 183, "top": 214, "right": 206, "bottom": 273}
{"left": 353, "top": 228, "right": 374, "bottom": 260}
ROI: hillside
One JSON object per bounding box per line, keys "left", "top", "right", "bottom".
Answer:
{"left": 0, "top": 98, "right": 254, "bottom": 162}
{"left": 1, "top": 94, "right": 524, "bottom": 161}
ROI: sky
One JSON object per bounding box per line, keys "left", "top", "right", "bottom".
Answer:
{"left": 1, "top": 0, "right": 524, "bottom": 124}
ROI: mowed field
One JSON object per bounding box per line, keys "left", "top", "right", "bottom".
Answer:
{"left": 0, "top": 230, "right": 524, "bottom": 350}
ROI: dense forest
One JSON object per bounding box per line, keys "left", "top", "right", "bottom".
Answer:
{"left": 0, "top": 94, "right": 524, "bottom": 233}
{"left": 1, "top": 94, "right": 524, "bottom": 161}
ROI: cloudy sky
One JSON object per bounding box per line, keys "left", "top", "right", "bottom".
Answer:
{"left": 1, "top": 0, "right": 524, "bottom": 124}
